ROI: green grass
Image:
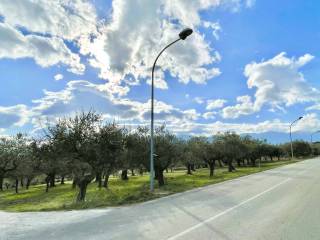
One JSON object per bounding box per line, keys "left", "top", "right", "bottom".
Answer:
{"left": 0, "top": 159, "right": 299, "bottom": 212}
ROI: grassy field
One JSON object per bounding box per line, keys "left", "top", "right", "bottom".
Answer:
{"left": 0, "top": 160, "right": 298, "bottom": 212}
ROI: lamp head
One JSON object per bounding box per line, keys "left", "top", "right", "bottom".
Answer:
{"left": 179, "top": 28, "right": 193, "bottom": 40}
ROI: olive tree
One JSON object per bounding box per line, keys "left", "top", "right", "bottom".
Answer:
{"left": 0, "top": 138, "right": 18, "bottom": 191}
{"left": 93, "top": 123, "right": 124, "bottom": 188}
{"left": 59, "top": 111, "right": 101, "bottom": 202}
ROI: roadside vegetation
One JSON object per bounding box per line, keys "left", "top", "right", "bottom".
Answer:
{"left": 0, "top": 160, "right": 299, "bottom": 211}
{"left": 0, "top": 111, "right": 318, "bottom": 211}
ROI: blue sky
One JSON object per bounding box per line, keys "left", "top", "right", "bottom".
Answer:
{"left": 1, "top": 0, "right": 320, "bottom": 143}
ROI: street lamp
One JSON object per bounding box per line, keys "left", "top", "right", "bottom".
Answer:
{"left": 150, "top": 28, "right": 193, "bottom": 191}
{"left": 311, "top": 130, "right": 320, "bottom": 143}
{"left": 289, "top": 116, "right": 303, "bottom": 160}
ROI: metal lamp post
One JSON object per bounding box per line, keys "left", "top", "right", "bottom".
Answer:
{"left": 289, "top": 116, "right": 303, "bottom": 160}
{"left": 150, "top": 28, "right": 193, "bottom": 191}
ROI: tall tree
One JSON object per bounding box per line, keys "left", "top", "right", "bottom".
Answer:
{"left": 216, "top": 132, "right": 245, "bottom": 172}
{"left": 0, "top": 137, "right": 18, "bottom": 191}
{"left": 60, "top": 111, "right": 101, "bottom": 201}
{"left": 94, "top": 123, "right": 124, "bottom": 188}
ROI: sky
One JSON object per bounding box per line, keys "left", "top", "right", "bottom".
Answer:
{"left": 0, "top": 0, "right": 320, "bottom": 143}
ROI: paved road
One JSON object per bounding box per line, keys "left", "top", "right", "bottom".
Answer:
{"left": 1, "top": 158, "right": 320, "bottom": 240}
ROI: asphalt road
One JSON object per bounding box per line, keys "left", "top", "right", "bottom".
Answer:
{"left": 1, "top": 158, "right": 320, "bottom": 240}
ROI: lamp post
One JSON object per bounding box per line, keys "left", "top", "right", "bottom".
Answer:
{"left": 150, "top": 28, "right": 193, "bottom": 191}
{"left": 289, "top": 116, "right": 303, "bottom": 160}
{"left": 311, "top": 130, "right": 320, "bottom": 143}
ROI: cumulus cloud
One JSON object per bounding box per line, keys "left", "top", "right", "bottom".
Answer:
{"left": 0, "top": 0, "right": 97, "bottom": 46}
{"left": 0, "top": 0, "right": 251, "bottom": 95}
{"left": 168, "top": 113, "right": 320, "bottom": 136}
{"left": 2, "top": 79, "right": 320, "bottom": 138}
{"left": 54, "top": 74, "right": 64, "bottom": 81}
{"left": 30, "top": 80, "right": 199, "bottom": 127}
{"left": 85, "top": 0, "right": 255, "bottom": 95}
{"left": 206, "top": 98, "right": 227, "bottom": 110}
{"left": 203, "top": 21, "right": 221, "bottom": 40}
{"left": 194, "top": 97, "right": 205, "bottom": 104}
{"left": 203, "top": 112, "right": 216, "bottom": 120}
{"left": 222, "top": 95, "right": 255, "bottom": 119}
{"left": 222, "top": 52, "right": 319, "bottom": 119}
{"left": 245, "top": 52, "right": 317, "bottom": 110}
{"left": 0, "top": 0, "right": 99, "bottom": 74}
{"left": 0, "top": 22, "right": 85, "bottom": 74}
{"left": 0, "top": 105, "right": 30, "bottom": 128}
{"left": 146, "top": 75, "right": 169, "bottom": 90}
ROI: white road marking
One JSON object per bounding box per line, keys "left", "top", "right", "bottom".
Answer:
{"left": 167, "top": 177, "right": 291, "bottom": 240}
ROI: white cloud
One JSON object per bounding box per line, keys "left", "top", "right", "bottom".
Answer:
{"left": 222, "top": 95, "right": 255, "bottom": 119}
{"left": 0, "top": 105, "right": 30, "bottom": 128}
{"left": 0, "top": 0, "right": 99, "bottom": 74}
{"left": 206, "top": 98, "right": 227, "bottom": 110}
{"left": 30, "top": 80, "right": 198, "bottom": 127}
{"left": 245, "top": 52, "right": 317, "bottom": 110}
{"left": 0, "top": 0, "right": 251, "bottom": 96}
{"left": 167, "top": 113, "right": 320, "bottom": 136}
{"left": 203, "top": 112, "right": 216, "bottom": 120}
{"left": 146, "top": 74, "right": 169, "bottom": 90}
{"left": 2, "top": 79, "right": 320, "bottom": 138}
{"left": 54, "top": 74, "right": 64, "bottom": 81}
{"left": 290, "top": 113, "right": 320, "bottom": 133}
{"left": 194, "top": 97, "right": 204, "bottom": 104}
{"left": 86, "top": 0, "right": 252, "bottom": 95}
{"left": 223, "top": 52, "right": 318, "bottom": 119}
{"left": 203, "top": 21, "right": 221, "bottom": 40}
{"left": 0, "top": 0, "right": 97, "bottom": 46}
{"left": 0, "top": 22, "right": 85, "bottom": 74}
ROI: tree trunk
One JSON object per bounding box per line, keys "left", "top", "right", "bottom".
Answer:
{"left": 97, "top": 173, "right": 103, "bottom": 188}
{"left": 139, "top": 167, "right": 143, "bottom": 176}
{"left": 154, "top": 169, "right": 158, "bottom": 180}
{"left": 103, "top": 174, "right": 109, "bottom": 188}
{"left": 165, "top": 168, "right": 169, "bottom": 173}
{"left": 77, "top": 184, "right": 87, "bottom": 201}
{"left": 187, "top": 163, "right": 192, "bottom": 175}
{"left": 218, "top": 159, "right": 223, "bottom": 167}
{"left": 236, "top": 159, "right": 241, "bottom": 167}
{"left": 77, "top": 182, "right": 88, "bottom": 202}
{"left": 15, "top": 178, "right": 19, "bottom": 194}
{"left": 61, "top": 176, "right": 65, "bottom": 185}
{"left": 76, "top": 175, "right": 94, "bottom": 202}
{"left": 157, "top": 169, "right": 165, "bottom": 187}
{"left": 26, "top": 178, "right": 31, "bottom": 190}
{"left": 95, "top": 172, "right": 102, "bottom": 183}
{"left": 45, "top": 176, "right": 50, "bottom": 192}
{"left": 121, "top": 169, "right": 129, "bottom": 180}
{"left": 0, "top": 175, "right": 3, "bottom": 191}
{"left": 72, "top": 179, "right": 76, "bottom": 189}
{"left": 131, "top": 169, "right": 135, "bottom": 176}
{"left": 191, "top": 164, "right": 196, "bottom": 171}
{"left": 251, "top": 158, "right": 256, "bottom": 167}
{"left": 20, "top": 178, "right": 24, "bottom": 187}
{"left": 209, "top": 162, "right": 215, "bottom": 177}
{"left": 49, "top": 173, "right": 55, "bottom": 187}
{"left": 228, "top": 159, "right": 235, "bottom": 172}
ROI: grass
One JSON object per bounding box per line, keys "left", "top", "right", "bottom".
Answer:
{"left": 0, "top": 159, "right": 299, "bottom": 212}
